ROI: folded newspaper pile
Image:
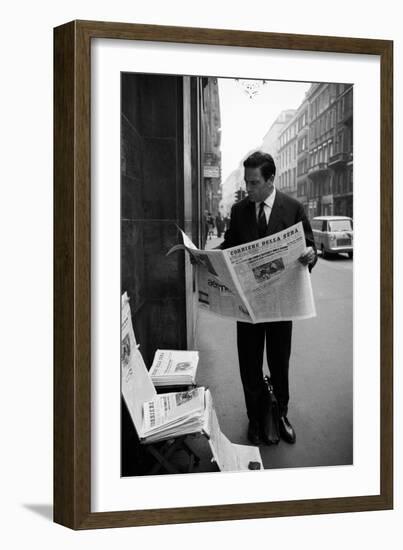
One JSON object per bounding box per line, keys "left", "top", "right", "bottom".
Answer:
{"left": 121, "top": 292, "right": 263, "bottom": 468}
{"left": 142, "top": 386, "right": 206, "bottom": 443}
{"left": 121, "top": 293, "right": 206, "bottom": 444}
{"left": 149, "top": 349, "right": 199, "bottom": 388}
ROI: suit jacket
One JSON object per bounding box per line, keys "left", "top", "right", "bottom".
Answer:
{"left": 221, "top": 190, "right": 317, "bottom": 270}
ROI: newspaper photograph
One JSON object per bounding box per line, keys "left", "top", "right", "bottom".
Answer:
{"left": 168, "top": 222, "right": 316, "bottom": 323}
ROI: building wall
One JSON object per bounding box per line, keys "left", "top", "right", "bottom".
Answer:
{"left": 278, "top": 113, "right": 299, "bottom": 199}
{"left": 296, "top": 101, "right": 310, "bottom": 210}
{"left": 261, "top": 109, "right": 296, "bottom": 174}
{"left": 273, "top": 83, "right": 353, "bottom": 219}
{"left": 330, "top": 85, "right": 353, "bottom": 218}
{"left": 306, "top": 83, "right": 353, "bottom": 218}
{"left": 200, "top": 77, "right": 222, "bottom": 227}
{"left": 121, "top": 73, "right": 188, "bottom": 369}
{"left": 121, "top": 73, "right": 191, "bottom": 475}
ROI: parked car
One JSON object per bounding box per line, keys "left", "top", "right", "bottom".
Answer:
{"left": 311, "top": 215, "right": 353, "bottom": 259}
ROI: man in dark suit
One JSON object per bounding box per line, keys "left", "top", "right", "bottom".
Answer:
{"left": 220, "top": 151, "right": 317, "bottom": 445}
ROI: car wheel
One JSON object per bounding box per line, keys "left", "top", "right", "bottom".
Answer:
{"left": 348, "top": 251, "right": 353, "bottom": 259}
{"left": 321, "top": 244, "right": 327, "bottom": 259}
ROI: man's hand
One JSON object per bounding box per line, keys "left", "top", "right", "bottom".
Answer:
{"left": 298, "top": 246, "right": 316, "bottom": 266}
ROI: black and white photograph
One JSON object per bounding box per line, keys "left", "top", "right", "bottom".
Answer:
{"left": 120, "top": 73, "right": 354, "bottom": 477}
{"left": 1, "top": 0, "right": 397, "bottom": 541}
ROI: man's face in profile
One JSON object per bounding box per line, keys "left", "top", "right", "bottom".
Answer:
{"left": 244, "top": 166, "right": 274, "bottom": 203}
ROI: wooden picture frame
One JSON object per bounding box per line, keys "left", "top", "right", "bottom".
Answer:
{"left": 54, "top": 20, "right": 393, "bottom": 529}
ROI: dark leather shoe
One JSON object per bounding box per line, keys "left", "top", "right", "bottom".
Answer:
{"left": 279, "top": 416, "right": 296, "bottom": 444}
{"left": 247, "top": 420, "right": 261, "bottom": 445}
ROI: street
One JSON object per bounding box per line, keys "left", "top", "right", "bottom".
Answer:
{"left": 193, "top": 235, "right": 353, "bottom": 470}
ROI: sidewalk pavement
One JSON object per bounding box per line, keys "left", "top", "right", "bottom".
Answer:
{"left": 204, "top": 234, "right": 224, "bottom": 250}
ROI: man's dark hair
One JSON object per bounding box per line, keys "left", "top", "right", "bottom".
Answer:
{"left": 243, "top": 151, "right": 276, "bottom": 181}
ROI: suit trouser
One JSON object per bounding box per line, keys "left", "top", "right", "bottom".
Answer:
{"left": 236, "top": 320, "right": 293, "bottom": 421}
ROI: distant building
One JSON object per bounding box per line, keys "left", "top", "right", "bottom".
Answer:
{"left": 306, "top": 83, "right": 353, "bottom": 218}
{"left": 306, "top": 83, "right": 334, "bottom": 217}
{"left": 261, "top": 110, "right": 296, "bottom": 173}
{"left": 221, "top": 167, "right": 243, "bottom": 215}
{"left": 277, "top": 110, "right": 299, "bottom": 199}
{"left": 200, "top": 77, "right": 222, "bottom": 217}
{"left": 272, "top": 83, "right": 353, "bottom": 219}
{"left": 296, "top": 99, "right": 310, "bottom": 212}
{"left": 328, "top": 84, "right": 353, "bottom": 218}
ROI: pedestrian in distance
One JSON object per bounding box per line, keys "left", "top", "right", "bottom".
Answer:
{"left": 207, "top": 212, "right": 215, "bottom": 240}
{"left": 215, "top": 211, "right": 225, "bottom": 238}
{"left": 203, "top": 210, "right": 209, "bottom": 247}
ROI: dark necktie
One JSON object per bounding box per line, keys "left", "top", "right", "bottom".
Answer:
{"left": 257, "top": 202, "right": 267, "bottom": 238}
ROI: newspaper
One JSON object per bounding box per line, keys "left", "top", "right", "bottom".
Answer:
{"left": 149, "top": 349, "right": 199, "bottom": 387}
{"left": 168, "top": 222, "right": 316, "bottom": 323}
{"left": 142, "top": 387, "right": 205, "bottom": 442}
{"left": 203, "top": 391, "right": 263, "bottom": 471}
{"left": 121, "top": 293, "right": 157, "bottom": 435}
{"left": 121, "top": 294, "right": 262, "bottom": 469}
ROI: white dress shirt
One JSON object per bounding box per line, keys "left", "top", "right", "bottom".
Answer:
{"left": 255, "top": 186, "right": 276, "bottom": 225}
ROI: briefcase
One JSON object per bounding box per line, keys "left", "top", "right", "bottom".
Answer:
{"left": 261, "top": 375, "right": 280, "bottom": 445}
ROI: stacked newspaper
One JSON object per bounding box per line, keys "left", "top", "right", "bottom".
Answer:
{"left": 122, "top": 293, "right": 263, "bottom": 468}
{"left": 142, "top": 387, "right": 206, "bottom": 443}
{"left": 149, "top": 349, "right": 199, "bottom": 388}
